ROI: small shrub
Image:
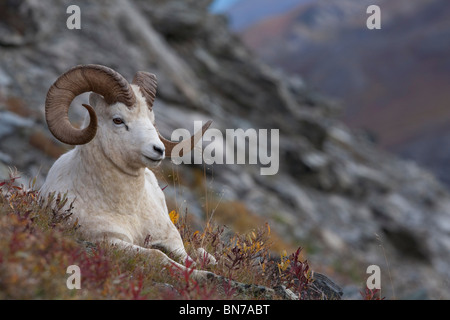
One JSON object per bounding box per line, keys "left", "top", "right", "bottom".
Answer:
{"left": 277, "top": 247, "right": 313, "bottom": 299}
{"left": 360, "top": 287, "right": 385, "bottom": 300}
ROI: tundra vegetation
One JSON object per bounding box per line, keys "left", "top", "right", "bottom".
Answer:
{"left": 0, "top": 169, "right": 383, "bottom": 299}
{"left": 0, "top": 169, "right": 322, "bottom": 300}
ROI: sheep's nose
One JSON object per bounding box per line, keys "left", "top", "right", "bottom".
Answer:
{"left": 153, "top": 144, "right": 165, "bottom": 156}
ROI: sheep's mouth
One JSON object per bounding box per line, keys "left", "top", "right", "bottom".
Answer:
{"left": 142, "top": 154, "right": 164, "bottom": 164}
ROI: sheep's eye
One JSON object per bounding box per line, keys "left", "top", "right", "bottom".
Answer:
{"left": 113, "top": 118, "right": 124, "bottom": 125}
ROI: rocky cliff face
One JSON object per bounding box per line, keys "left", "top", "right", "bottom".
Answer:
{"left": 0, "top": 0, "right": 449, "bottom": 299}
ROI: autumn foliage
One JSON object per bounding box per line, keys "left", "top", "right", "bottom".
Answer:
{"left": 0, "top": 171, "right": 314, "bottom": 299}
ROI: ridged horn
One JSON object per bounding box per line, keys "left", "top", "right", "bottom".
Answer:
{"left": 45, "top": 64, "right": 136, "bottom": 145}
{"left": 132, "top": 71, "right": 157, "bottom": 109}
{"left": 132, "top": 71, "right": 213, "bottom": 159}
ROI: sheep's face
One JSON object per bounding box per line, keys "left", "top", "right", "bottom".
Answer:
{"left": 46, "top": 65, "right": 211, "bottom": 173}
{"left": 87, "top": 89, "right": 165, "bottom": 173}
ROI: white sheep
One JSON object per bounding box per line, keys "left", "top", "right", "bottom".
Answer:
{"left": 40, "top": 64, "right": 215, "bottom": 279}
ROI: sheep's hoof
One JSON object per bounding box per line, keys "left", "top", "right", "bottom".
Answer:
{"left": 196, "top": 247, "right": 217, "bottom": 266}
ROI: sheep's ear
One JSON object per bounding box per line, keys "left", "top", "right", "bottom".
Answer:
{"left": 89, "top": 92, "right": 105, "bottom": 107}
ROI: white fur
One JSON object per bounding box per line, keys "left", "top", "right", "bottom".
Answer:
{"left": 40, "top": 86, "right": 214, "bottom": 279}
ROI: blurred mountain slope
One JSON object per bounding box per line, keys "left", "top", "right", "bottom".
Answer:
{"left": 223, "top": 0, "right": 312, "bottom": 30}
{"left": 239, "top": 0, "right": 450, "bottom": 186}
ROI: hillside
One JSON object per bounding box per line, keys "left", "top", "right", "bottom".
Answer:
{"left": 0, "top": 0, "right": 450, "bottom": 299}
{"left": 239, "top": 0, "right": 450, "bottom": 185}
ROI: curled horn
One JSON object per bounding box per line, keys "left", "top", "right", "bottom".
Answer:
{"left": 45, "top": 64, "right": 136, "bottom": 145}
{"left": 132, "top": 71, "right": 212, "bottom": 158}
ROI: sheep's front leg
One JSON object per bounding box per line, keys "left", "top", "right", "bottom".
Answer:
{"left": 109, "top": 238, "right": 213, "bottom": 281}
{"left": 150, "top": 234, "right": 217, "bottom": 267}
{"left": 158, "top": 244, "right": 217, "bottom": 267}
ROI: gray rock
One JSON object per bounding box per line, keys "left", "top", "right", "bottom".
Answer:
{"left": 0, "top": 111, "right": 35, "bottom": 138}
{"left": 308, "top": 272, "right": 344, "bottom": 300}
{"left": 0, "top": 161, "right": 11, "bottom": 181}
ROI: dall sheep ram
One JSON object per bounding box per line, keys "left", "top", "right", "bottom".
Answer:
{"left": 40, "top": 64, "right": 215, "bottom": 279}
